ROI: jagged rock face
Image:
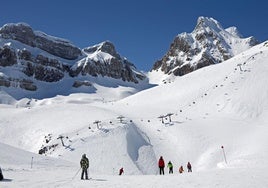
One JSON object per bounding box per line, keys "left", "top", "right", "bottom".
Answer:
{"left": 0, "top": 45, "right": 17, "bottom": 66}
{"left": 0, "top": 23, "right": 146, "bottom": 93}
{"left": 0, "top": 23, "right": 81, "bottom": 60}
{"left": 17, "top": 48, "right": 70, "bottom": 83}
{"left": 21, "top": 53, "right": 70, "bottom": 82}
{"left": 0, "top": 75, "right": 37, "bottom": 91}
{"left": 0, "top": 45, "right": 69, "bottom": 86}
{"left": 72, "top": 80, "right": 92, "bottom": 88}
{"left": 0, "top": 76, "right": 10, "bottom": 87}
{"left": 70, "top": 41, "right": 146, "bottom": 83}
{"left": 71, "top": 59, "right": 142, "bottom": 83}
{"left": 84, "top": 41, "right": 120, "bottom": 59}
{"left": 152, "top": 16, "right": 259, "bottom": 76}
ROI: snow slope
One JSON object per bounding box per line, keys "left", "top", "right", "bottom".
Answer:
{"left": 1, "top": 41, "right": 268, "bottom": 187}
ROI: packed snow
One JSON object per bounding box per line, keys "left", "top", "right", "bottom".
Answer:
{"left": 1, "top": 41, "right": 268, "bottom": 187}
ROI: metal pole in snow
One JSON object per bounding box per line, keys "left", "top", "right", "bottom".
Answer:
{"left": 221, "top": 146, "right": 227, "bottom": 164}
{"left": 31, "top": 157, "right": 34, "bottom": 169}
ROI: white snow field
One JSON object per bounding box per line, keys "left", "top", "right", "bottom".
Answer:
{"left": 1, "top": 41, "right": 268, "bottom": 187}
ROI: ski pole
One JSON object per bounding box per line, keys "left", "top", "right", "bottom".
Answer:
{"left": 72, "top": 167, "right": 81, "bottom": 180}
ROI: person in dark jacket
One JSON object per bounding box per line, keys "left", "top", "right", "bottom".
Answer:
{"left": 158, "top": 156, "right": 165, "bottom": 175}
{"left": 167, "top": 161, "right": 173, "bottom": 174}
{"left": 119, "top": 167, "right": 124, "bottom": 175}
{"left": 187, "top": 162, "right": 192, "bottom": 172}
{"left": 80, "top": 154, "right": 89, "bottom": 180}
{"left": 0, "top": 167, "right": 3, "bottom": 181}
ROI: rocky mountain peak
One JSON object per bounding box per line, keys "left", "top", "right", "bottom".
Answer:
{"left": 83, "top": 41, "right": 120, "bottom": 59}
{"left": 194, "top": 16, "right": 224, "bottom": 33}
{"left": 71, "top": 41, "right": 145, "bottom": 83}
{"left": 0, "top": 23, "right": 35, "bottom": 45}
{"left": 98, "top": 41, "right": 118, "bottom": 56}
{"left": 151, "top": 17, "right": 259, "bottom": 77}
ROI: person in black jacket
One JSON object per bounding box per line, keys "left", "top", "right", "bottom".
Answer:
{"left": 119, "top": 167, "right": 124, "bottom": 175}
{"left": 0, "top": 167, "right": 4, "bottom": 181}
{"left": 80, "top": 154, "right": 89, "bottom": 180}
{"left": 187, "top": 162, "right": 192, "bottom": 172}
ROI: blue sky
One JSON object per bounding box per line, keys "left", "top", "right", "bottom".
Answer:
{"left": 1, "top": 0, "right": 267, "bottom": 71}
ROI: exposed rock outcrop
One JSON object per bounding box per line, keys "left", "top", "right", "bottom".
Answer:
{"left": 0, "top": 23, "right": 81, "bottom": 60}
{"left": 0, "top": 45, "right": 17, "bottom": 67}
{"left": 70, "top": 41, "right": 146, "bottom": 83}
{"left": 0, "top": 75, "right": 37, "bottom": 91}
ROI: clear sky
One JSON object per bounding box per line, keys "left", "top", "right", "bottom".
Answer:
{"left": 1, "top": 0, "right": 267, "bottom": 71}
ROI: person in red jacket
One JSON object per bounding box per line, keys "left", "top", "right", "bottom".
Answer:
{"left": 158, "top": 156, "right": 165, "bottom": 175}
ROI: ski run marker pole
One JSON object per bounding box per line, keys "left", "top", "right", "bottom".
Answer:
{"left": 31, "top": 157, "right": 34, "bottom": 169}
{"left": 221, "top": 146, "right": 227, "bottom": 164}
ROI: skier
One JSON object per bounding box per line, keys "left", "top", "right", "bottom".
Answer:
{"left": 0, "top": 167, "right": 3, "bottom": 181}
{"left": 119, "top": 167, "right": 124, "bottom": 175}
{"left": 187, "top": 162, "right": 192, "bottom": 172}
{"left": 80, "top": 154, "right": 89, "bottom": 180}
{"left": 158, "top": 156, "right": 165, "bottom": 175}
{"left": 179, "top": 165, "right": 184, "bottom": 174}
{"left": 167, "top": 161, "right": 173, "bottom": 174}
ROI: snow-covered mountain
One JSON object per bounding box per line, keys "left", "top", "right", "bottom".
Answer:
{"left": 0, "top": 40, "right": 268, "bottom": 187}
{"left": 0, "top": 18, "right": 260, "bottom": 100}
{"left": 70, "top": 41, "right": 145, "bottom": 83}
{"left": 150, "top": 16, "right": 258, "bottom": 83}
{"left": 0, "top": 23, "right": 148, "bottom": 100}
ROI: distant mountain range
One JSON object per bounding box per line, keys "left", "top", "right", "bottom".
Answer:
{"left": 0, "top": 17, "right": 259, "bottom": 100}
{"left": 0, "top": 23, "right": 147, "bottom": 99}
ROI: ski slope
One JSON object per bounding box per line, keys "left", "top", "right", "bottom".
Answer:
{"left": 1, "top": 41, "right": 268, "bottom": 187}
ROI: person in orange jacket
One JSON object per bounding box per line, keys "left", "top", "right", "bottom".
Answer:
{"left": 179, "top": 165, "right": 184, "bottom": 174}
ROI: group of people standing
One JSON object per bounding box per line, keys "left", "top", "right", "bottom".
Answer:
{"left": 79, "top": 154, "right": 192, "bottom": 179}
{"left": 158, "top": 156, "right": 192, "bottom": 175}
